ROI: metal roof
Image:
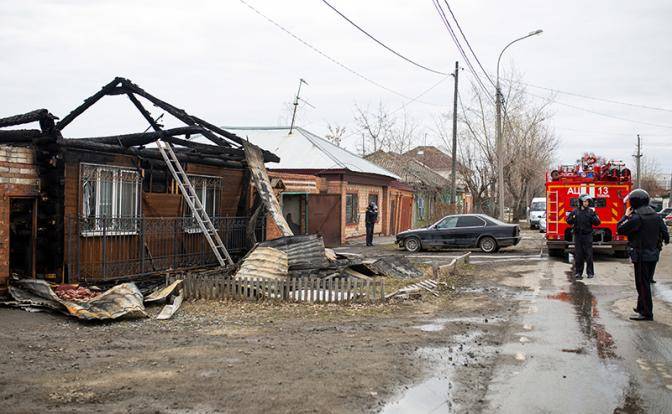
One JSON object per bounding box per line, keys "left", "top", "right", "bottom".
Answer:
{"left": 205, "top": 126, "right": 399, "bottom": 180}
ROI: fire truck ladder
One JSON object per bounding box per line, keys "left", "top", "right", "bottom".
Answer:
{"left": 156, "top": 139, "right": 233, "bottom": 267}
{"left": 547, "top": 190, "right": 559, "bottom": 234}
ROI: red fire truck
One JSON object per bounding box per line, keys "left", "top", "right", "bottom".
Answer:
{"left": 545, "top": 154, "right": 632, "bottom": 257}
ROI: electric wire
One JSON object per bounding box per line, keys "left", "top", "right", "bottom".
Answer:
{"left": 238, "top": 0, "right": 444, "bottom": 107}
{"left": 441, "top": 0, "right": 495, "bottom": 88}
{"left": 319, "top": 0, "right": 449, "bottom": 76}
{"left": 431, "top": 0, "right": 494, "bottom": 104}
{"left": 500, "top": 79, "right": 672, "bottom": 114}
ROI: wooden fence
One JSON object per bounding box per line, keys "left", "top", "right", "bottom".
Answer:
{"left": 175, "top": 274, "right": 386, "bottom": 304}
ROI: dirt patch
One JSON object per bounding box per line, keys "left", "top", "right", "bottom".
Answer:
{"left": 0, "top": 264, "right": 523, "bottom": 414}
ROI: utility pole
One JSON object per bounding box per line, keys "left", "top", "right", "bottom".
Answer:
{"left": 495, "top": 79, "right": 504, "bottom": 220}
{"left": 450, "top": 61, "right": 459, "bottom": 208}
{"left": 634, "top": 134, "right": 642, "bottom": 188}
{"left": 289, "top": 78, "right": 308, "bottom": 135}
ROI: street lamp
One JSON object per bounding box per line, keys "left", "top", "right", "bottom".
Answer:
{"left": 495, "top": 29, "right": 543, "bottom": 221}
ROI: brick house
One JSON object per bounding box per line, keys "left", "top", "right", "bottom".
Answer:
{"left": 365, "top": 150, "right": 455, "bottom": 227}
{"left": 223, "top": 127, "right": 414, "bottom": 246}
{"left": 403, "top": 145, "right": 473, "bottom": 213}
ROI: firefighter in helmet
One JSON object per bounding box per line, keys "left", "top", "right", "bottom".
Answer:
{"left": 566, "top": 193, "right": 601, "bottom": 279}
{"left": 617, "top": 189, "right": 669, "bottom": 321}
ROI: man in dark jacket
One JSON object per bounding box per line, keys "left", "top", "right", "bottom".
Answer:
{"left": 617, "top": 189, "right": 669, "bottom": 321}
{"left": 365, "top": 202, "right": 378, "bottom": 246}
{"left": 566, "top": 194, "right": 601, "bottom": 279}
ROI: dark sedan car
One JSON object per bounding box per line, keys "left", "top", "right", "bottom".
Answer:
{"left": 395, "top": 214, "right": 521, "bottom": 253}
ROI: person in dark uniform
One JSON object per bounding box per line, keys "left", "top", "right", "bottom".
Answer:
{"left": 617, "top": 189, "right": 669, "bottom": 321}
{"left": 566, "top": 194, "right": 601, "bottom": 280}
{"left": 365, "top": 202, "right": 378, "bottom": 246}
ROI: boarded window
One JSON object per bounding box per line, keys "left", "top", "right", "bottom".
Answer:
{"left": 81, "top": 164, "right": 140, "bottom": 234}
{"left": 345, "top": 193, "right": 359, "bottom": 224}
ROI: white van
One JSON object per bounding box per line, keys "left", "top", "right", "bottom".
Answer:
{"left": 528, "top": 197, "right": 546, "bottom": 229}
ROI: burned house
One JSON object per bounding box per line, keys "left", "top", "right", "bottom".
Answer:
{"left": 0, "top": 78, "right": 277, "bottom": 295}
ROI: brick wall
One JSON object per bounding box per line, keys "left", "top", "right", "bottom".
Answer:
{"left": 0, "top": 145, "right": 40, "bottom": 295}
{"left": 343, "top": 183, "right": 385, "bottom": 240}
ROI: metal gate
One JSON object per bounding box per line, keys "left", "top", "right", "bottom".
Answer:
{"left": 308, "top": 194, "right": 341, "bottom": 247}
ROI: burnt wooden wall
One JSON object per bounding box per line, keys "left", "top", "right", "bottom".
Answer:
{"left": 62, "top": 148, "right": 248, "bottom": 283}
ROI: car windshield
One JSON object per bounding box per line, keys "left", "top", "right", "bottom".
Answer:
{"left": 530, "top": 202, "right": 545, "bottom": 211}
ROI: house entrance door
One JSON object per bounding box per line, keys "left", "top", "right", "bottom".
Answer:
{"left": 9, "top": 198, "right": 37, "bottom": 278}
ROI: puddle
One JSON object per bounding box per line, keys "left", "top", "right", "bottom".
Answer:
{"left": 381, "top": 332, "right": 492, "bottom": 413}
{"left": 414, "top": 316, "right": 505, "bottom": 332}
{"left": 653, "top": 283, "right": 672, "bottom": 305}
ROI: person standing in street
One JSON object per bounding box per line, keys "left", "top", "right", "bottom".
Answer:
{"left": 617, "top": 189, "right": 669, "bottom": 321}
{"left": 566, "top": 194, "right": 601, "bottom": 280}
{"left": 365, "top": 202, "right": 378, "bottom": 247}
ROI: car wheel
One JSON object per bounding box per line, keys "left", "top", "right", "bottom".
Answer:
{"left": 478, "top": 236, "right": 497, "bottom": 253}
{"left": 404, "top": 237, "right": 422, "bottom": 253}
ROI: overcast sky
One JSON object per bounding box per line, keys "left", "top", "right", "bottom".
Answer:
{"left": 2, "top": 0, "right": 671, "bottom": 175}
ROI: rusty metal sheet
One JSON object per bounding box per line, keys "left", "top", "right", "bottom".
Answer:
{"left": 258, "top": 234, "right": 328, "bottom": 270}
{"left": 8, "top": 279, "right": 147, "bottom": 320}
{"left": 235, "top": 246, "right": 289, "bottom": 281}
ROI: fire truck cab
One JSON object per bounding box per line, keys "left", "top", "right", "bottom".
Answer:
{"left": 545, "top": 154, "right": 632, "bottom": 257}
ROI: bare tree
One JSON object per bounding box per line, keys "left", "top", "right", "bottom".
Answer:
{"left": 324, "top": 124, "right": 346, "bottom": 147}
{"left": 640, "top": 155, "right": 665, "bottom": 196}
{"left": 435, "top": 72, "right": 559, "bottom": 219}
{"left": 353, "top": 102, "right": 394, "bottom": 155}
{"left": 353, "top": 102, "right": 420, "bottom": 155}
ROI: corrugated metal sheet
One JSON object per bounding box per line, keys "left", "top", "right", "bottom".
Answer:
{"left": 8, "top": 279, "right": 147, "bottom": 320}
{"left": 235, "top": 246, "right": 289, "bottom": 281}
{"left": 259, "top": 234, "right": 329, "bottom": 270}
{"left": 205, "top": 127, "right": 400, "bottom": 180}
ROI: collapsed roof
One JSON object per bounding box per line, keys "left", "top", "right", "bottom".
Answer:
{"left": 0, "top": 77, "right": 279, "bottom": 167}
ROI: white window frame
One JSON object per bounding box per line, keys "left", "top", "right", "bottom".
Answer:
{"left": 81, "top": 163, "right": 140, "bottom": 237}
{"left": 184, "top": 174, "right": 221, "bottom": 233}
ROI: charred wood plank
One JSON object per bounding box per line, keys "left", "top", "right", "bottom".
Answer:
{"left": 61, "top": 139, "right": 244, "bottom": 168}
{"left": 0, "top": 109, "right": 56, "bottom": 129}
{"left": 56, "top": 77, "right": 123, "bottom": 131}
{"left": 163, "top": 136, "right": 245, "bottom": 158}
{"left": 82, "top": 126, "right": 205, "bottom": 147}
{"left": 0, "top": 129, "right": 45, "bottom": 142}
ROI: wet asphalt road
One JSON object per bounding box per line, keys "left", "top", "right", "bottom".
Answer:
{"left": 372, "top": 229, "right": 672, "bottom": 413}
{"left": 485, "top": 251, "right": 672, "bottom": 413}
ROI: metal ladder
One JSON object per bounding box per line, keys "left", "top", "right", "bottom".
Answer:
{"left": 156, "top": 139, "right": 233, "bottom": 266}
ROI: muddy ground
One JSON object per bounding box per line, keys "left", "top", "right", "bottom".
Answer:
{"left": 0, "top": 262, "right": 527, "bottom": 414}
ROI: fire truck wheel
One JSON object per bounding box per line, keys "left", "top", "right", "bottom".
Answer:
{"left": 404, "top": 237, "right": 422, "bottom": 253}
{"left": 614, "top": 250, "right": 629, "bottom": 258}
{"left": 478, "top": 236, "right": 498, "bottom": 253}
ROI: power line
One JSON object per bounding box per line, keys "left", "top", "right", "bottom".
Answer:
{"left": 319, "top": 0, "right": 449, "bottom": 76}
{"left": 501, "top": 78, "right": 672, "bottom": 114}
{"left": 238, "top": 0, "right": 444, "bottom": 107}
{"left": 441, "top": 0, "right": 495, "bottom": 88}
{"left": 523, "top": 90, "right": 672, "bottom": 130}
{"left": 431, "top": 0, "right": 494, "bottom": 104}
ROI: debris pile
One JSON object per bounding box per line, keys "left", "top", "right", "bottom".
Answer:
{"left": 53, "top": 285, "right": 100, "bottom": 302}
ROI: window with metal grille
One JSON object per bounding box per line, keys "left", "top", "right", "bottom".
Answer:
{"left": 184, "top": 175, "right": 222, "bottom": 232}
{"left": 81, "top": 164, "right": 140, "bottom": 235}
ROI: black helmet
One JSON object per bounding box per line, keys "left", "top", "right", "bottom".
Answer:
{"left": 578, "top": 194, "right": 592, "bottom": 203}
{"left": 626, "top": 189, "right": 650, "bottom": 209}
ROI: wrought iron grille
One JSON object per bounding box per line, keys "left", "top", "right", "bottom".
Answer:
{"left": 65, "top": 215, "right": 264, "bottom": 282}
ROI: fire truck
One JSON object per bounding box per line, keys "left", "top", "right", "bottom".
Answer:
{"left": 545, "top": 154, "right": 632, "bottom": 257}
